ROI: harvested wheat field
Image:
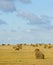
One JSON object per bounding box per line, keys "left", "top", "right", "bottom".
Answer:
{"left": 0, "top": 44, "right": 53, "bottom": 65}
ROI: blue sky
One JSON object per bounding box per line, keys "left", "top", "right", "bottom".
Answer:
{"left": 0, "top": 0, "right": 53, "bottom": 44}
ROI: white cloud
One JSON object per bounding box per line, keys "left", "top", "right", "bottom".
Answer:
{"left": 25, "top": 29, "right": 31, "bottom": 33}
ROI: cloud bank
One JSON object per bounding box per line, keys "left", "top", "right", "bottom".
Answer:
{"left": 0, "top": 0, "right": 16, "bottom": 12}
{"left": 18, "top": 0, "right": 31, "bottom": 4}
{"left": 17, "top": 10, "right": 53, "bottom": 30}
{"left": 0, "top": 0, "right": 31, "bottom": 12}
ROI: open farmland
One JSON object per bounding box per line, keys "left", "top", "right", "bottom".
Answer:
{"left": 0, "top": 44, "right": 53, "bottom": 65}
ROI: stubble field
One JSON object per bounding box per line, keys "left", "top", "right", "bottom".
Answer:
{"left": 0, "top": 44, "right": 53, "bottom": 65}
